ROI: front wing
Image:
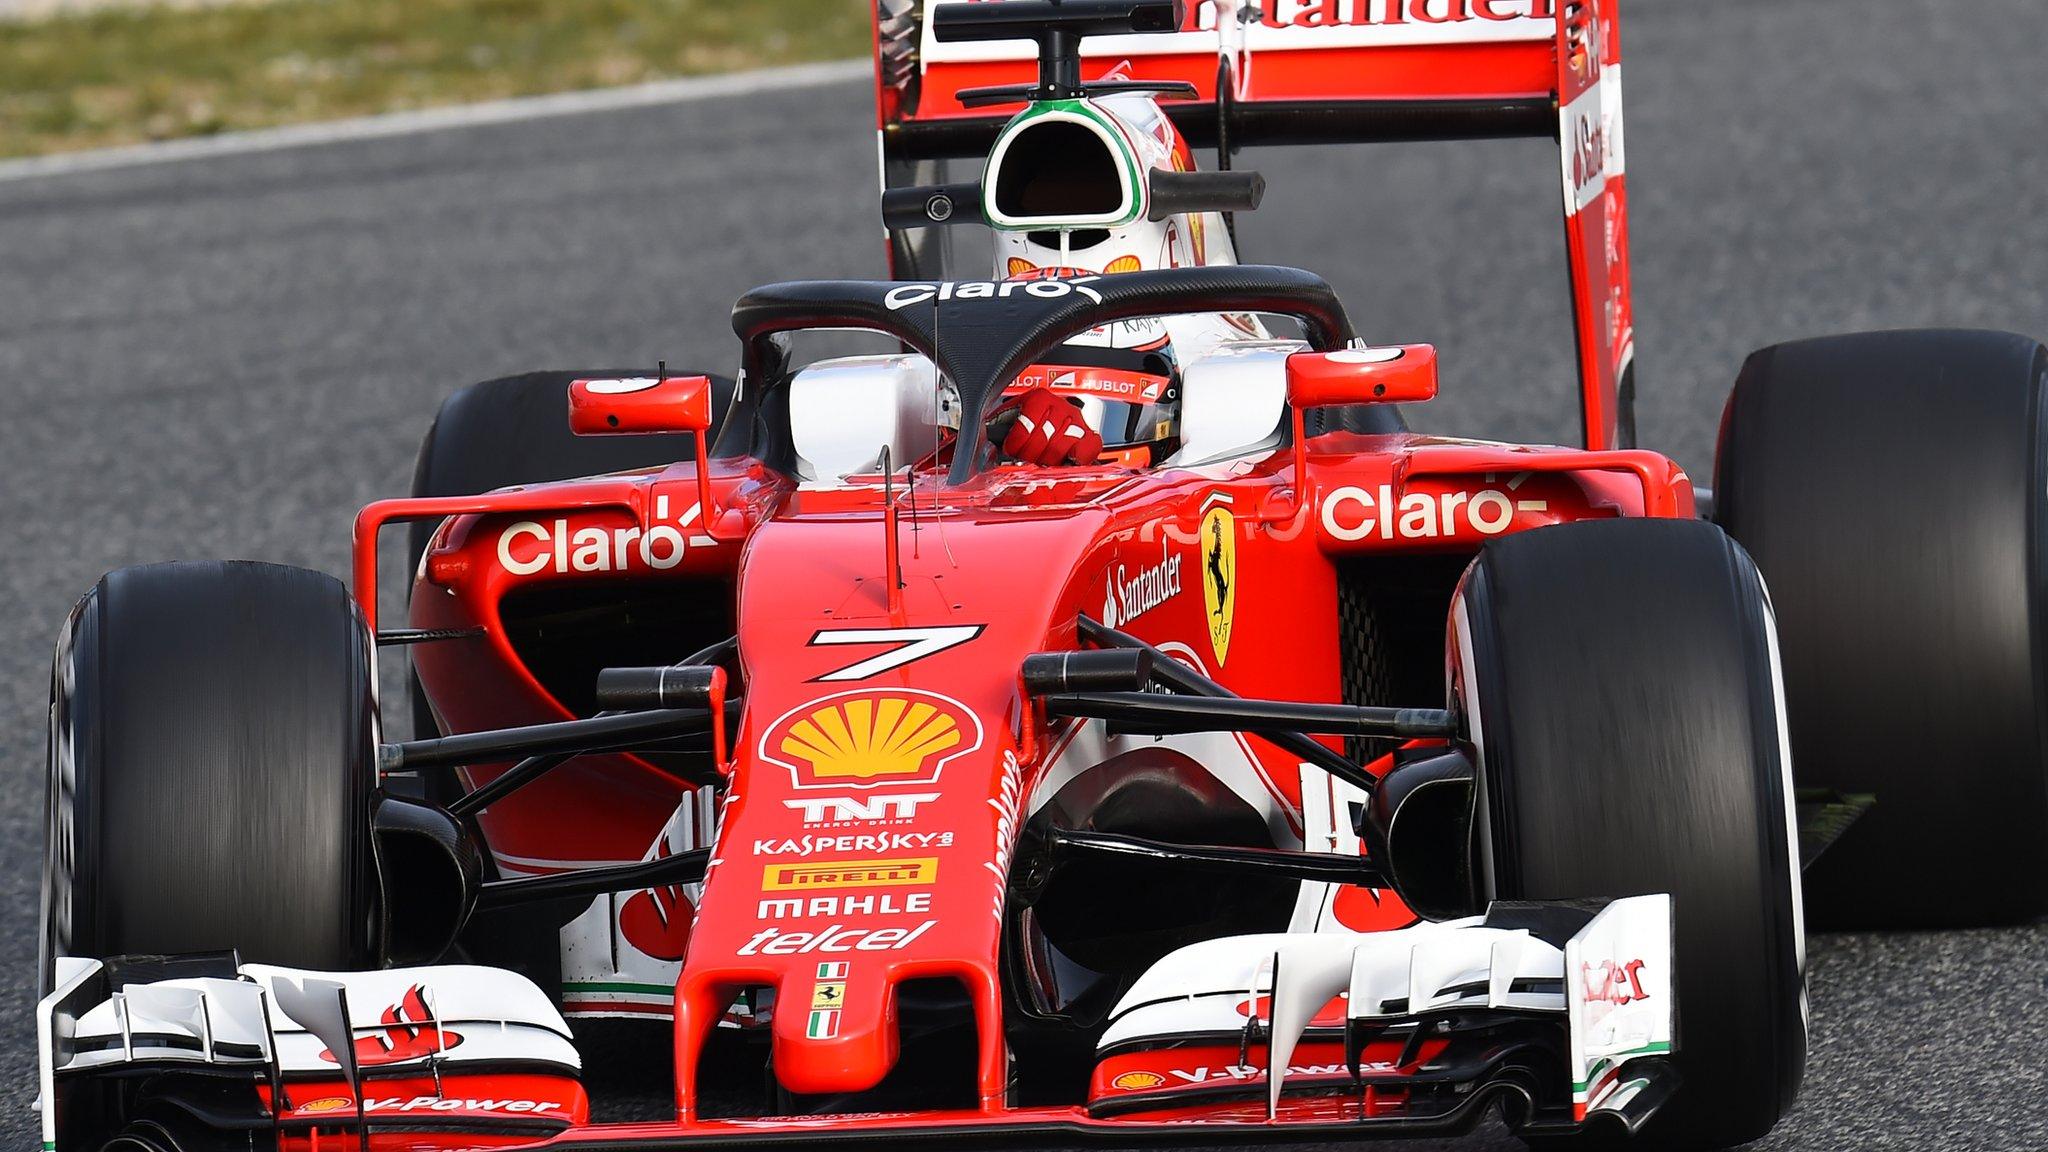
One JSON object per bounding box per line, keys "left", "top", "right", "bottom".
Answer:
{"left": 39, "top": 897, "right": 1673, "bottom": 1148}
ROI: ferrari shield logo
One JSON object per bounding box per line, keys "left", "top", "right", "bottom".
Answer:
{"left": 1200, "top": 507, "right": 1235, "bottom": 666}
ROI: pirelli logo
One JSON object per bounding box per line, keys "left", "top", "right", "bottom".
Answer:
{"left": 762, "top": 857, "right": 938, "bottom": 891}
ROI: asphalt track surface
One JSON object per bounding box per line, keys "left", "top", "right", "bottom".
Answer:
{"left": 3, "top": 0, "right": 2046, "bottom": 1146}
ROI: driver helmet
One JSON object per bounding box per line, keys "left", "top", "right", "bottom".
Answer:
{"left": 1003, "top": 340, "right": 1179, "bottom": 469}
{"left": 999, "top": 241, "right": 1183, "bottom": 467}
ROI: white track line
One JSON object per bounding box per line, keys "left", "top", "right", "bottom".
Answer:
{"left": 0, "top": 58, "right": 868, "bottom": 185}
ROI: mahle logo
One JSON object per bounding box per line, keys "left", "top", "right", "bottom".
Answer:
{"left": 884, "top": 277, "right": 1104, "bottom": 310}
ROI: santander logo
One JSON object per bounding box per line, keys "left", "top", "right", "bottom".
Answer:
{"left": 1178, "top": 0, "right": 1554, "bottom": 32}
{"left": 1100, "top": 538, "right": 1184, "bottom": 629}
{"left": 925, "top": 0, "right": 1553, "bottom": 67}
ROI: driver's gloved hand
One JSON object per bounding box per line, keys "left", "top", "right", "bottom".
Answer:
{"left": 993, "top": 387, "right": 1102, "bottom": 465}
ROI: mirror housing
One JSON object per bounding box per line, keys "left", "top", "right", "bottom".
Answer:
{"left": 568, "top": 374, "right": 715, "bottom": 436}
{"left": 1276, "top": 345, "right": 1437, "bottom": 524}
{"left": 1286, "top": 345, "right": 1438, "bottom": 409}
{"left": 567, "top": 374, "right": 720, "bottom": 532}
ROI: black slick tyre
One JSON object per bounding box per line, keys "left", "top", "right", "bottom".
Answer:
{"left": 1454, "top": 519, "right": 1805, "bottom": 1150}
{"left": 1713, "top": 329, "right": 2048, "bottom": 929}
{"left": 43, "top": 561, "right": 378, "bottom": 988}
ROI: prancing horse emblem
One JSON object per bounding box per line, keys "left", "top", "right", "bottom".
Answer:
{"left": 1200, "top": 506, "right": 1236, "bottom": 666}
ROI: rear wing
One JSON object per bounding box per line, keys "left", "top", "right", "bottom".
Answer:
{"left": 872, "top": 0, "right": 1634, "bottom": 449}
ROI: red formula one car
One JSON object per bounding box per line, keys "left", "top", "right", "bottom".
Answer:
{"left": 38, "top": 2, "right": 2048, "bottom": 1150}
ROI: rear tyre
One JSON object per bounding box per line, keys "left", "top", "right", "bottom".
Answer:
{"left": 43, "top": 561, "right": 378, "bottom": 988}
{"left": 1455, "top": 519, "right": 1805, "bottom": 1150}
{"left": 405, "top": 368, "right": 730, "bottom": 739}
{"left": 1714, "top": 329, "right": 2048, "bottom": 928}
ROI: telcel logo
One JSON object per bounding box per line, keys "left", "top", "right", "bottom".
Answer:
{"left": 737, "top": 920, "right": 938, "bottom": 955}
{"left": 884, "top": 277, "right": 1103, "bottom": 311}
{"left": 1320, "top": 483, "right": 1547, "bottom": 542}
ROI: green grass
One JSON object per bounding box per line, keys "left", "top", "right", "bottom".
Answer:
{"left": 0, "top": 0, "right": 872, "bottom": 159}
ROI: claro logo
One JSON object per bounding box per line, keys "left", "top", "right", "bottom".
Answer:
{"left": 497, "top": 494, "right": 698, "bottom": 576}
{"left": 884, "top": 277, "right": 1103, "bottom": 310}
{"left": 1321, "top": 483, "right": 1547, "bottom": 541}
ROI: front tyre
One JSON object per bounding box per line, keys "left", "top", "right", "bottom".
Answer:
{"left": 42, "top": 561, "right": 379, "bottom": 989}
{"left": 1454, "top": 519, "right": 1805, "bottom": 1150}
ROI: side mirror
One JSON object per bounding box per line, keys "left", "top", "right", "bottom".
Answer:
{"left": 1280, "top": 346, "right": 1437, "bottom": 521}
{"left": 568, "top": 374, "right": 715, "bottom": 436}
{"left": 1286, "top": 346, "right": 1438, "bottom": 409}
{"left": 568, "top": 374, "right": 720, "bottom": 534}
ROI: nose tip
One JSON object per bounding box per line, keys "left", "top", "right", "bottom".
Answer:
{"left": 769, "top": 963, "right": 901, "bottom": 1096}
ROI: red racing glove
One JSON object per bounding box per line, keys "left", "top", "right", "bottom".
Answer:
{"left": 997, "top": 387, "right": 1103, "bottom": 466}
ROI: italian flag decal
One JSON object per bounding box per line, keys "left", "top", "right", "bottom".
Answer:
{"left": 807, "top": 961, "right": 849, "bottom": 1039}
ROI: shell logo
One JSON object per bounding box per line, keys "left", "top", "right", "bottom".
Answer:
{"left": 295, "top": 1096, "right": 354, "bottom": 1114}
{"left": 1111, "top": 1070, "right": 1167, "bottom": 1091}
{"left": 762, "top": 690, "right": 985, "bottom": 790}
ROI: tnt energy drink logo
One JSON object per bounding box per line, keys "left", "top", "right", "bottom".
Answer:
{"left": 762, "top": 690, "right": 984, "bottom": 790}
{"left": 784, "top": 792, "right": 939, "bottom": 826}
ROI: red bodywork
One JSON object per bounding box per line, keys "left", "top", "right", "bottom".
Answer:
{"left": 356, "top": 422, "right": 1687, "bottom": 1138}
{"left": 332, "top": 0, "right": 1666, "bottom": 1140}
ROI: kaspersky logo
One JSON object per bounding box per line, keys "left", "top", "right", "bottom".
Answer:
{"left": 317, "top": 985, "right": 462, "bottom": 1066}
{"left": 761, "top": 689, "right": 984, "bottom": 790}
